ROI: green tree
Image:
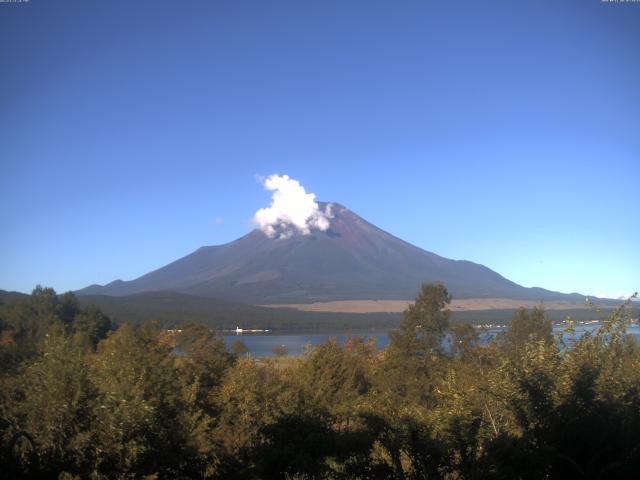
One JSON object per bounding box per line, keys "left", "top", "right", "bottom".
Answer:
{"left": 11, "top": 333, "right": 98, "bottom": 477}
{"left": 0, "top": 286, "right": 65, "bottom": 365}
{"left": 215, "top": 358, "right": 303, "bottom": 476}
{"left": 175, "top": 322, "right": 235, "bottom": 395}
{"left": 0, "top": 288, "right": 112, "bottom": 372}
{"left": 390, "top": 282, "right": 452, "bottom": 357}
{"left": 377, "top": 283, "right": 451, "bottom": 405}
{"left": 298, "top": 338, "right": 370, "bottom": 419}
{"left": 90, "top": 323, "right": 197, "bottom": 477}
{"left": 501, "top": 306, "right": 553, "bottom": 359}
{"left": 72, "top": 304, "right": 113, "bottom": 348}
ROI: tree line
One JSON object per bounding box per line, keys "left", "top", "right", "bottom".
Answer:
{"left": 1, "top": 284, "right": 639, "bottom": 479}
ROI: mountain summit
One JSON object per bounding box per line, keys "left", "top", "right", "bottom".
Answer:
{"left": 77, "top": 203, "right": 580, "bottom": 304}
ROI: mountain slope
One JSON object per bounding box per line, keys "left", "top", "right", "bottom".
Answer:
{"left": 77, "top": 203, "right": 583, "bottom": 304}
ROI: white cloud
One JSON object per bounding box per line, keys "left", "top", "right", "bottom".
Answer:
{"left": 254, "top": 174, "right": 332, "bottom": 239}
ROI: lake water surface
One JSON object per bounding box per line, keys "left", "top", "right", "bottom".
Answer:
{"left": 223, "top": 323, "right": 640, "bottom": 358}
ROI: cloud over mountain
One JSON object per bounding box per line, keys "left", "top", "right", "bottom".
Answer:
{"left": 253, "top": 174, "right": 333, "bottom": 239}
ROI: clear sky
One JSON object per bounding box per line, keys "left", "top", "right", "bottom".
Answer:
{"left": 1, "top": 0, "right": 638, "bottom": 298}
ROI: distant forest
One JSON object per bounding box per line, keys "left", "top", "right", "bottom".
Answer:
{"left": 0, "top": 288, "right": 626, "bottom": 332}
{"left": 1, "top": 284, "right": 640, "bottom": 479}
{"left": 74, "top": 292, "right": 628, "bottom": 331}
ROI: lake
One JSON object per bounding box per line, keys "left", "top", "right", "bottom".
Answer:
{"left": 223, "top": 323, "right": 640, "bottom": 358}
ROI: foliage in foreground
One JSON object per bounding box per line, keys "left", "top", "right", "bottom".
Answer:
{"left": 1, "top": 284, "right": 639, "bottom": 479}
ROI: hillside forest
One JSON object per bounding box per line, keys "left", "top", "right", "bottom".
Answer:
{"left": 1, "top": 284, "right": 639, "bottom": 479}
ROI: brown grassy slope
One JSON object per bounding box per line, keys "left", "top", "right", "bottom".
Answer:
{"left": 263, "top": 298, "right": 597, "bottom": 313}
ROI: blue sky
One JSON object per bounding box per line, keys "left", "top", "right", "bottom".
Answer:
{"left": 1, "top": 0, "right": 638, "bottom": 298}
